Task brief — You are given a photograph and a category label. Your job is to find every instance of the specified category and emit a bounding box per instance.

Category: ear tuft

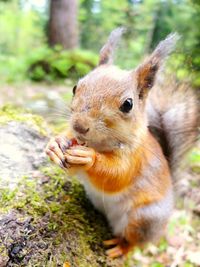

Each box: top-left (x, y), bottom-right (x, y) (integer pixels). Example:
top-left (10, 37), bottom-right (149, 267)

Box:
top-left (151, 33), bottom-right (180, 64)
top-left (136, 33), bottom-right (180, 99)
top-left (99, 27), bottom-right (126, 65)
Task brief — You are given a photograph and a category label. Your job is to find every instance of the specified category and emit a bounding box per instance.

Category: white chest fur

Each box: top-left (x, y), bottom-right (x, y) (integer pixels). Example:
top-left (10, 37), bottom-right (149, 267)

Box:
top-left (77, 171), bottom-right (132, 236)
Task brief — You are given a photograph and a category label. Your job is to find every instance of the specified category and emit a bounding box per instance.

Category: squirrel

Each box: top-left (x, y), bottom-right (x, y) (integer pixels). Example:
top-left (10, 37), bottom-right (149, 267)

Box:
top-left (46, 28), bottom-right (199, 258)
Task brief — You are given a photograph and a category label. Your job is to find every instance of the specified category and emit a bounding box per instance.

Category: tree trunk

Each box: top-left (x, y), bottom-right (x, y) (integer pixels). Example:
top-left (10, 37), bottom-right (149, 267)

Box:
top-left (48, 0), bottom-right (78, 50)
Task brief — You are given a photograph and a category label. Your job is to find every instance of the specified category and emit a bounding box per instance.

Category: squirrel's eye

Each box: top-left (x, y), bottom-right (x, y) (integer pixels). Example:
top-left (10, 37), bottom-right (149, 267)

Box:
top-left (73, 85), bottom-right (77, 95)
top-left (120, 98), bottom-right (133, 113)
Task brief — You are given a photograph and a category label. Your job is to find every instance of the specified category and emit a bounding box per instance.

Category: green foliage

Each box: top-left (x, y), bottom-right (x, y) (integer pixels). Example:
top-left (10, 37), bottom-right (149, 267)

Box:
top-left (0, 0), bottom-right (200, 86)
top-left (79, 0), bottom-right (200, 87)
top-left (0, 0), bottom-right (46, 83)
top-left (0, 1), bottom-right (45, 55)
top-left (27, 46), bottom-right (98, 82)
top-left (0, 54), bottom-right (26, 83)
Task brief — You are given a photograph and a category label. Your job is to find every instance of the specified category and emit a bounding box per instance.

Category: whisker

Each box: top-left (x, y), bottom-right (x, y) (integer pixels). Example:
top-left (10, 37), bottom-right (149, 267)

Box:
top-left (44, 113), bottom-right (71, 123)
top-left (48, 106), bottom-right (71, 114)
top-left (49, 111), bottom-right (71, 117)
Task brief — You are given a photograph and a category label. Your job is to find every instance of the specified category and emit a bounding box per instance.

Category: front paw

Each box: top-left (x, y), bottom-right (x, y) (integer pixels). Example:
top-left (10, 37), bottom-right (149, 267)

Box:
top-left (65, 146), bottom-right (96, 170)
top-left (45, 136), bottom-right (77, 169)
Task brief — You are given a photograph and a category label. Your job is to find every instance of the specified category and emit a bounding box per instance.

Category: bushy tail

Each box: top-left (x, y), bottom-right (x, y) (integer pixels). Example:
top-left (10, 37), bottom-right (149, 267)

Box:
top-left (147, 76), bottom-right (199, 175)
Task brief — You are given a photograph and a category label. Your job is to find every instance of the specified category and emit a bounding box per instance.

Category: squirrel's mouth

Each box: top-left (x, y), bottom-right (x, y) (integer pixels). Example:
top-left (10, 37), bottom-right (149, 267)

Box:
top-left (76, 135), bottom-right (100, 150)
top-left (76, 136), bottom-right (86, 146)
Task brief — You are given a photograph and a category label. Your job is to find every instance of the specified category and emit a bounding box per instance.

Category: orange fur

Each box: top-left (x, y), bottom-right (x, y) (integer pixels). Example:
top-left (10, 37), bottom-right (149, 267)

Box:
top-left (87, 146), bottom-right (142, 193)
top-left (133, 134), bottom-right (171, 208)
top-left (85, 131), bottom-right (171, 196)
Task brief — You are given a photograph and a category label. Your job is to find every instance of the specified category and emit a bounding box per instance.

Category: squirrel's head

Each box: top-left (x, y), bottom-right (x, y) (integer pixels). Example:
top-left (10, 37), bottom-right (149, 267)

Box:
top-left (70, 28), bottom-right (179, 152)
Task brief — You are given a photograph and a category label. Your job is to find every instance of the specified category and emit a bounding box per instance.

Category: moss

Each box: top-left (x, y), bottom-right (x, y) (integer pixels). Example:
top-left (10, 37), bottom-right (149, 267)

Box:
top-left (38, 166), bottom-right (116, 266)
top-left (0, 104), bottom-right (48, 136)
top-left (0, 244), bottom-right (7, 258)
top-left (0, 163), bottom-right (122, 266)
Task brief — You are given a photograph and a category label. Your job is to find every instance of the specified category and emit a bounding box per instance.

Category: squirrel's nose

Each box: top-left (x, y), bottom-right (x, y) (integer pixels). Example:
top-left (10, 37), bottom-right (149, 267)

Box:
top-left (73, 122), bottom-right (89, 135)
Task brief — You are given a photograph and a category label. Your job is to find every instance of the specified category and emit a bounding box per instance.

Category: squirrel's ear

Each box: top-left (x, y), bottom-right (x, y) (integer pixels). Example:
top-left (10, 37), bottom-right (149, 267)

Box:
top-left (99, 27), bottom-right (125, 65)
top-left (135, 33), bottom-right (180, 99)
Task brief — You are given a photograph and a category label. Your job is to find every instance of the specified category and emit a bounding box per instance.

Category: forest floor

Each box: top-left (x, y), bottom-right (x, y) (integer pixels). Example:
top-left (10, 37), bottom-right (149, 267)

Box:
top-left (0, 82), bottom-right (199, 267)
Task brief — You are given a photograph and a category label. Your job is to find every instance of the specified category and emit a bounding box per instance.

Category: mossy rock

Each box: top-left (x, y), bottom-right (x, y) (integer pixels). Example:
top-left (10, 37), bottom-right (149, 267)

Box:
top-left (0, 105), bottom-right (122, 267)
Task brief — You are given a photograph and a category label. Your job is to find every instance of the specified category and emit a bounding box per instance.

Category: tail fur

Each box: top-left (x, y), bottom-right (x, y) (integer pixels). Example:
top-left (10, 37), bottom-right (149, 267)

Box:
top-left (147, 76), bottom-right (199, 175)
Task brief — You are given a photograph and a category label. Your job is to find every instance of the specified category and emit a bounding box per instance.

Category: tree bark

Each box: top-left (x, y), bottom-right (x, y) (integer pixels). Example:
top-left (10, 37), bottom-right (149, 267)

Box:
top-left (48, 0), bottom-right (78, 50)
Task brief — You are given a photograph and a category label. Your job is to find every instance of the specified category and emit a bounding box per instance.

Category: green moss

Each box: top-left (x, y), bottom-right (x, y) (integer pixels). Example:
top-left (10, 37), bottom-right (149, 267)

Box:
top-left (0, 104), bottom-right (48, 136)
top-left (0, 187), bottom-right (18, 206)
top-left (0, 244), bottom-right (7, 258)
top-left (0, 163), bottom-right (119, 266)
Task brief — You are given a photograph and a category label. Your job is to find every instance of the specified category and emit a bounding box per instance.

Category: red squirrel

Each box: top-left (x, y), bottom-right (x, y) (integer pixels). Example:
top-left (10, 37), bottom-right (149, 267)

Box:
top-left (46, 28), bottom-right (199, 258)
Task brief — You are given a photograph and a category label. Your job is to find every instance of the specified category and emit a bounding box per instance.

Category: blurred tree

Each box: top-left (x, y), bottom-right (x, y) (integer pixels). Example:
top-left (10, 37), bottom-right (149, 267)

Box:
top-left (48, 0), bottom-right (78, 49)
top-left (0, 0), bottom-right (44, 55)
top-left (0, 0), bottom-right (200, 86)
top-left (79, 0), bottom-right (131, 51)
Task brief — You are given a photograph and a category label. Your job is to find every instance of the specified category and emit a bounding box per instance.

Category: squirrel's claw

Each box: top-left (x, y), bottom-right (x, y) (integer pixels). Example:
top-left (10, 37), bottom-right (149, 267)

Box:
top-left (46, 148), bottom-right (68, 169)
top-left (106, 245), bottom-right (123, 258)
top-left (46, 137), bottom-right (95, 170)
top-left (48, 140), bottom-right (65, 160)
top-left (103, 238), bottom-right (122, 247)
top-left (45, 137), bottom-right (70, 169)
top-left (104, 238), bottom-right (132, 258)
top-left (55, 136), bottom-right (76, 153)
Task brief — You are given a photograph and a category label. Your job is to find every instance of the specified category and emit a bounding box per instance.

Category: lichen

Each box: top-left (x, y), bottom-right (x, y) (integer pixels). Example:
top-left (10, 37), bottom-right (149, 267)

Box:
top-left (0, 104), bottom-right (48, 136)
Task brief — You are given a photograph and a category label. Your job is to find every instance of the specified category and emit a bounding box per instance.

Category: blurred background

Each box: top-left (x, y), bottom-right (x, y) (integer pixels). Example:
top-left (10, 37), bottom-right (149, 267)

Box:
top-left (0, 0), bottom-right (200, 117)
top-left (0, 0), bottom-right (200, 120)
top-left (0, 0), bottom-right (200, 91)
top-left (0, 1), bottom-right (199, 266)
top-left (0, 0), bottom-right (200, 83)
